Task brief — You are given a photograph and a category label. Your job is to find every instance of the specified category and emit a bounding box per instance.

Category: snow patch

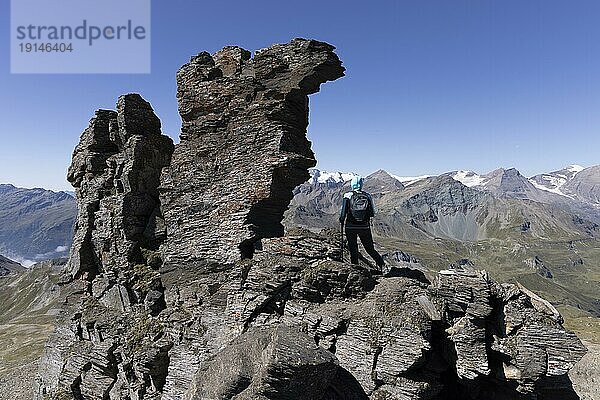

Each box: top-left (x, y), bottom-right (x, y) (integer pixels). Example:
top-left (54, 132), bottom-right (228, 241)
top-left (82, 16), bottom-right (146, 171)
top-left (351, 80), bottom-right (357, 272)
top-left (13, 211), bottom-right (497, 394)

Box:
top-left (451, 170), bottom-right (486, 187)
top-left (567, 164), bottom-right (584, 174)
top-left (309, 169), bottom-right (358, 185)
top-left (3, 253), bottom-right (35, 267)
top-left (390, 174), bottom-right (431, 186)
top-left (538, 175), bottom-right (567, 189)
top-left (526, 164), bottom-right (586, 198)
top-left (529, 179), bottom-right (573, 198)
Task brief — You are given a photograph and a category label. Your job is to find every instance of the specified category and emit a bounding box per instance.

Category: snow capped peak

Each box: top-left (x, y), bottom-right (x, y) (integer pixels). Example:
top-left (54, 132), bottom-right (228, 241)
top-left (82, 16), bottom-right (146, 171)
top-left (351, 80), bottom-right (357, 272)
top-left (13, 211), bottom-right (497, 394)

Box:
top-left (451, 170), bottom-right (486, 187)
top-left (566, 164), bottom-right (584, 174)
top-left (526, 165), bottom-right (587, 199)
top-left (309, 169), bottom-right (358, 185)
top-left (528, 178), bottom-right (572, 198)
top-left (311, 169), bottom-right (430, 187)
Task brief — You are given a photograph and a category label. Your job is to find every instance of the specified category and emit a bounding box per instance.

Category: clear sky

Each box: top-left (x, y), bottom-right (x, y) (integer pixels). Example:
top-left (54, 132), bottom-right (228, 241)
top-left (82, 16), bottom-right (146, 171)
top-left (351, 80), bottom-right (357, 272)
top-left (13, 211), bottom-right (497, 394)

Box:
top-left (1, 0), bottom-right (599, 191)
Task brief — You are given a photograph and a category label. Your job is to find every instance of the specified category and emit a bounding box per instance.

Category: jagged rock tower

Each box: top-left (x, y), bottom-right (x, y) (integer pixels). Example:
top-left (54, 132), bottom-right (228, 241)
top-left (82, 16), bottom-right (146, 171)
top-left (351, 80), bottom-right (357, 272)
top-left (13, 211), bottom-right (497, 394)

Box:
top-left (36, 93), bottom-right (175, 398)
top-left (65, 94), bottom-right (174, 282)
top-left (36, 39), bottom-right (586, 400)
top-left (161, 39), bottom-right (345, 265)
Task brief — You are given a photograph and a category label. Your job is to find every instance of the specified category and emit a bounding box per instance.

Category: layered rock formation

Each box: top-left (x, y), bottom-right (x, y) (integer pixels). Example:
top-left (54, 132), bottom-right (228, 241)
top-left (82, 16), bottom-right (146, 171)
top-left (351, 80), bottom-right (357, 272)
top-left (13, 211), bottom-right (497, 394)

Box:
top-left (161, 38), bottom-right (345, 265)
top-left (36, 39), bottom-right (586, 400)
top-left (65, 93), bottom-right (174, 282)
top-left (36, 93), bottom-right (174, 398)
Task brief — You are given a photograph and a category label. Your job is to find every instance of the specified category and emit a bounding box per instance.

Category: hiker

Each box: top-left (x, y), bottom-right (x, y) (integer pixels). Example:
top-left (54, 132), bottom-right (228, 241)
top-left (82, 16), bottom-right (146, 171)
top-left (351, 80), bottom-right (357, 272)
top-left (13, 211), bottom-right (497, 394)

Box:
top-left (339, 176), bottom-right (385, 268)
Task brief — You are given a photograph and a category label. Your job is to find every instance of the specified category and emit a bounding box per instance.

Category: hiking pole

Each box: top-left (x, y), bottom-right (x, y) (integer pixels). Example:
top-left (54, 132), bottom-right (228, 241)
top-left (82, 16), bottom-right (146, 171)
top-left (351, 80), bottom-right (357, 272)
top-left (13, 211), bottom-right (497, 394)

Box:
top-left (340, 222), bottom-right (345, 262)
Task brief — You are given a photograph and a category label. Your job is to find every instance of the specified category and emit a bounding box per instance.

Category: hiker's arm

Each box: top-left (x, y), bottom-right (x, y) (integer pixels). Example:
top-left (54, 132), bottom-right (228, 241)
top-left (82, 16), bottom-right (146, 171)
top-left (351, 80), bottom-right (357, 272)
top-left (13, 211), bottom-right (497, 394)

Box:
top-left (369, 194), bottom-right (376, 217)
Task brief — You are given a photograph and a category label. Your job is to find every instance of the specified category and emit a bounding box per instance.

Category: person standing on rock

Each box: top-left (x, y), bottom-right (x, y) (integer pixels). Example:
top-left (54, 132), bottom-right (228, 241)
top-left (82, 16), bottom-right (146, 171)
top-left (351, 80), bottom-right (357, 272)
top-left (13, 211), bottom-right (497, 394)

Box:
top-left (339, 176), bottom-right (385, 268)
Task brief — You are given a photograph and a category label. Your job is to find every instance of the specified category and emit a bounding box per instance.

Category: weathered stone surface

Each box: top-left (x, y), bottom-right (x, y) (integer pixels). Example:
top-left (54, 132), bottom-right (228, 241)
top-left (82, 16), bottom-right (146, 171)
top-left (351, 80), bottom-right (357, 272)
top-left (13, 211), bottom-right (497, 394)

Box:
top-left (158, 229), bottom-right (431, 399)
top-left (431, 268), bottom-right (587, 396)
top-left (160, 38), bottom-right (345, 266)
top-left (331, 278), bottom-right (433, 394)
top-left (65, 93), bottom-right (173, 281)
top-left (569, 341), bottom-right (600, 400)
top-left (191, 325), bottom-right (338, 399)
top-left (36, 94), bottom-right (174, 398)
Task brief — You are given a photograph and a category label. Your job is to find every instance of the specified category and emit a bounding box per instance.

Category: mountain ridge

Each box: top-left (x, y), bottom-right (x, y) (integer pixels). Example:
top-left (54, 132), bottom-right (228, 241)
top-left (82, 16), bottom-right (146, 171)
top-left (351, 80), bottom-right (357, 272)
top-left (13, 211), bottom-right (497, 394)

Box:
top-left (0, 183), bottom-right (76, 265)
top-left (306, 164), bottom-right (600, 219)
top-left (309, 163), bottom-right (596, 194)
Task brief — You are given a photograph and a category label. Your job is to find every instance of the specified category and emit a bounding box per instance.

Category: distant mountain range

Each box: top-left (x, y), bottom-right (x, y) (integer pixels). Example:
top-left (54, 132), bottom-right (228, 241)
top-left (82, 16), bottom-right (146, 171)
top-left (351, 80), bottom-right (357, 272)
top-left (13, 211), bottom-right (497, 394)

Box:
top-left (0, 184), bottom-right (76, 266)
top-left (290, 164), bottom-right (600, 238)
top-left (310, 164), bottom-right (599, 203)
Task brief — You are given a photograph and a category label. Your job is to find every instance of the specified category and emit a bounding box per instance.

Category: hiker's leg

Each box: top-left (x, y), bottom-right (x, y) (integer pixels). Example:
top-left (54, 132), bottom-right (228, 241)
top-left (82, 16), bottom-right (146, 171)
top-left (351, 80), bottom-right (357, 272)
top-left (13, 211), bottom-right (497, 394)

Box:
top-left (345, 228), bottom-right (359, 264)
top-left (358, 229), bottom-right (384, 267)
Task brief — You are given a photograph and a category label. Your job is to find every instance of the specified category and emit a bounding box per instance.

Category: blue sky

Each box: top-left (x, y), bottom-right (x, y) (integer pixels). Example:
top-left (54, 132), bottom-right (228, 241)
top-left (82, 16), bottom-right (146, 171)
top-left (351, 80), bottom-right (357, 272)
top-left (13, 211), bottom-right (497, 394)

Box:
top-left (1, 0), bottom-right (599, 191)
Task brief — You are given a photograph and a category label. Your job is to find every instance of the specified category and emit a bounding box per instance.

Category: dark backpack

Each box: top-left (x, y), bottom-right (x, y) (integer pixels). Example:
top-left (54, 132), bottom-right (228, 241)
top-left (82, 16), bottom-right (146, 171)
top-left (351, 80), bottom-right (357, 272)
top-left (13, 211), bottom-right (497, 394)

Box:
top-left (349, 191), bottom-right (371, 222)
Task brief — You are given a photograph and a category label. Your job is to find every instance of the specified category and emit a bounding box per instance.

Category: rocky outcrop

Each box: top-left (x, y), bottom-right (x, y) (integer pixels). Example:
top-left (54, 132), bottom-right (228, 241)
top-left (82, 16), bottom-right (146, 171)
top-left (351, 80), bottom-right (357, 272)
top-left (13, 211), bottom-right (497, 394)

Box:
top-left (431, 269), bottom-right (585, 397)
top-left (36, 39), bottom-right (587, 400)
top-left (65, 93), bottom-right (173, 282)
top-left (36, 94), bottom-right (174, 398)
top-left (161, 228), bottom-right (586, 399)
top-left (160, 38), bottom-right (345, 265)
top-left (157, 38), bottom-right (346, 399)
top-left (525, 256), bottom-right (553, 279)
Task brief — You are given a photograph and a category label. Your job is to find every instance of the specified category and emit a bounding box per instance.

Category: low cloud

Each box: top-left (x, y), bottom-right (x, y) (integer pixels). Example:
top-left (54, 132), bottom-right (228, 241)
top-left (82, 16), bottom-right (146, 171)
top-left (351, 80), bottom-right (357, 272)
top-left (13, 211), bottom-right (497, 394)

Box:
top-left (3, 245), bottom-right (70, 268)
top-left (5, 254), bottom-right (35, 267)
top-left (34, 244), bottom-right (71, 261)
